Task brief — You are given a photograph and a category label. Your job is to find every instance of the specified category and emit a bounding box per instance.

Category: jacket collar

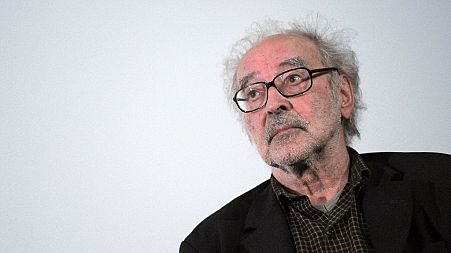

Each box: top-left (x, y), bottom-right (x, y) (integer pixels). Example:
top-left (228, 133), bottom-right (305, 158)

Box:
top-left (238, 182), bottom-right (295, 253)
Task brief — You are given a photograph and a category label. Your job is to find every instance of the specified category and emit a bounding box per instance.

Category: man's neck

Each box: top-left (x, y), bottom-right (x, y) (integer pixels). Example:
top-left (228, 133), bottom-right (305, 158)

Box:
top-left (271, 145), bottom-right (350, 206)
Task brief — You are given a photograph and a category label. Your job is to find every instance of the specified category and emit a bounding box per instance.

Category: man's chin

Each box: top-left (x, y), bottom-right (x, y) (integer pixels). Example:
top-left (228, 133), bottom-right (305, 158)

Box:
top-left (267, 150), bottom-right (308, 168)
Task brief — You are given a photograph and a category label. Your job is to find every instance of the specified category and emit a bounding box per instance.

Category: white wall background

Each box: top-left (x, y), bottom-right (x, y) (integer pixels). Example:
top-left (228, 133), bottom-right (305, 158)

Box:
top-left (1, 0), bottom-right (450, 252)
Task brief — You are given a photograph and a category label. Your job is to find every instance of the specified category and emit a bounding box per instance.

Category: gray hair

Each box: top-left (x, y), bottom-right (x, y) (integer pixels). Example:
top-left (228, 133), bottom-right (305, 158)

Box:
top-left (223, 17), bottom-right (364, 144)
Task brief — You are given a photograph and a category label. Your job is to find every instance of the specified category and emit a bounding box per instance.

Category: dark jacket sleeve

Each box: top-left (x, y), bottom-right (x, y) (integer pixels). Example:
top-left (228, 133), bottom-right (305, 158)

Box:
top-left (180, 241), bottom-right (199, 253)
top-left (179, 181), bottom-right (271, 253)
top-left (180, 216), bottom-right (220, 253)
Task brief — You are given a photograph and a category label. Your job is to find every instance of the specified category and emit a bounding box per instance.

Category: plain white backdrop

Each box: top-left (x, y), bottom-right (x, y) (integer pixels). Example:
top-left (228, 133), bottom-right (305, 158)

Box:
top-left (1, 0), bottom-right (450, 252)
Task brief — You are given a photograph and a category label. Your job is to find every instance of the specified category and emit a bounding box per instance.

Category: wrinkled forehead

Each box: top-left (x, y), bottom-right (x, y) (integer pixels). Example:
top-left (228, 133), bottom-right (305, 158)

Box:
top-left (235, 34), bottom-right (321, 89)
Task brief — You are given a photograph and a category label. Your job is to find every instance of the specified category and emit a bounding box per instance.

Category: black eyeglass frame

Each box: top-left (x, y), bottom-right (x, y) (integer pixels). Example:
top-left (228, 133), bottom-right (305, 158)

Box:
top-left (233, 67), bottom-right (340, 113)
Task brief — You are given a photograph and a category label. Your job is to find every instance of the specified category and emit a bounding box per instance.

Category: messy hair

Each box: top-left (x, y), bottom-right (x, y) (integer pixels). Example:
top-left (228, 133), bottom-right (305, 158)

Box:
top-left (223, 17), bottom-right (364, 144)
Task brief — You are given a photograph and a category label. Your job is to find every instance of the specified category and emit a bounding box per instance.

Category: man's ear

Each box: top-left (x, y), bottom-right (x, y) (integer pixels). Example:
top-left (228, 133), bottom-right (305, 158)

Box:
top-left (339, 75), bottom-right (354, 119)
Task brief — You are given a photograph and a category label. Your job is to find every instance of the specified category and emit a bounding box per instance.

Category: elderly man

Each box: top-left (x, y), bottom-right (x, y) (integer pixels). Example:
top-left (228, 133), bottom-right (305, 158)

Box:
top-left (180, 18), bottom-right (451, 253)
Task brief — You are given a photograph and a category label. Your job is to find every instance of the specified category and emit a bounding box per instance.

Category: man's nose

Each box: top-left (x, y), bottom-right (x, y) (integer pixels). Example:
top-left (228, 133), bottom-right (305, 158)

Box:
top-left (265, 87), bottom-right (293, 114)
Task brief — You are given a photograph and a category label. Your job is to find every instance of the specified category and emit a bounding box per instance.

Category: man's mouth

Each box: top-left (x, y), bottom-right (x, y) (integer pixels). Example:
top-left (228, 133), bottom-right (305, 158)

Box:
top-left (264, 113), bottom-right (308, 144)
top-left (267, 126), bottom-right (303, 144)
top-left (274, 126), bottom-right (296, 136)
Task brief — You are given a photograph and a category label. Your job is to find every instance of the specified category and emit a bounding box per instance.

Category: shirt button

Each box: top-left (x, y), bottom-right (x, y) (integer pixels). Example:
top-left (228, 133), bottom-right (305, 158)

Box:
top-left (326, 230), bottom-right (333, 236)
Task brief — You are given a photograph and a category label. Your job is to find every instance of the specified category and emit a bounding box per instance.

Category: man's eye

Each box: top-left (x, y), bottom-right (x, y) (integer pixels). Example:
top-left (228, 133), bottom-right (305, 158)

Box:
top-left (286, 74), bottom-right (302, 85)
top-left (248, 90), bottom-right (260, 99)
top-left (245, 88), bottom-right (263, 100)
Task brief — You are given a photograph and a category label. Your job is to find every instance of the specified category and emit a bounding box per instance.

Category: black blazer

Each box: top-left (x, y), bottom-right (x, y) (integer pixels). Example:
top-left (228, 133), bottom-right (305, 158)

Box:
top-left (180, 152), bottom-right (451, 253)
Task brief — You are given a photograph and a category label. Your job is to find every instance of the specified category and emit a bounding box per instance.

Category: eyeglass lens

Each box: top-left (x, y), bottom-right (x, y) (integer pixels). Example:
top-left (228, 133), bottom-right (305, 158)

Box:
top-left (235, 68), bottom-right (312, 112)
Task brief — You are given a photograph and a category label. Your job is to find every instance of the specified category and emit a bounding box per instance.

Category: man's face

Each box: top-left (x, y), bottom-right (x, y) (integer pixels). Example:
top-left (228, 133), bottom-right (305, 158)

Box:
top-left (236, 35), bottom-right (349, 168)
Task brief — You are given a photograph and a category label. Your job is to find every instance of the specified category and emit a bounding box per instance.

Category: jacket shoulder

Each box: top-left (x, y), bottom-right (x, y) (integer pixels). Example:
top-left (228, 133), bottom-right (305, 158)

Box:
top-left (361, 151), bottom-right (451, 180)
top-left (360, 151), bottom-right (451, 249)
top-left (180, 180), bottom-right (271, 253)
top-left (361, 151), bottom-right (451, 164)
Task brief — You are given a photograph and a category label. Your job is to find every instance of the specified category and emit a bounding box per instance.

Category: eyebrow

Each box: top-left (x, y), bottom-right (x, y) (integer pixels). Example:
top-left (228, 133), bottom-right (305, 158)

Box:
top-left (278, 57), bottom-right (309, 68)
top-left (238, 72), bottom-right (257, 89)
top-left (237, 57), bottom-right (309, 90)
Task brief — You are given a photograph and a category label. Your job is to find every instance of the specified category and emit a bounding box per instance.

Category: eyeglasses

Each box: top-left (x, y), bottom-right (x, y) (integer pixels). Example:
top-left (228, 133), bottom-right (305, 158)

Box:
top-left (233, 67), bottom-right (339, 113)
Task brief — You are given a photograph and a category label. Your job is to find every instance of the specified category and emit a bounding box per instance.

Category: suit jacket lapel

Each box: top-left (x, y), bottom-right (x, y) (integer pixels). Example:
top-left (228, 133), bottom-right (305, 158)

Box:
top-left (363, 163), bottom-right (413, 253)
top-left (238, 185), bottom-right (295, 253)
